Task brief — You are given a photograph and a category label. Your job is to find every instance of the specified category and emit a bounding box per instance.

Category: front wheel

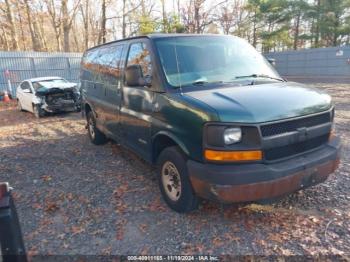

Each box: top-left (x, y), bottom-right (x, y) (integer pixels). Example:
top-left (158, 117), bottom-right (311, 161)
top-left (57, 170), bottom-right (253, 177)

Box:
top-left (87, 111), bottom-right (108, 145)
top-left (33, 104), bottom-right (44, 118)
top-left (157, 146), bottom-right (199, 213)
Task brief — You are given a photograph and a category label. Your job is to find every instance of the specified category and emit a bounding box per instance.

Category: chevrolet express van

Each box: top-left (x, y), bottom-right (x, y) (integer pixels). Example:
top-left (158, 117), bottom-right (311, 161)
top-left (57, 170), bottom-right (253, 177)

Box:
top-left (80, 34), bottom-right (341, 213)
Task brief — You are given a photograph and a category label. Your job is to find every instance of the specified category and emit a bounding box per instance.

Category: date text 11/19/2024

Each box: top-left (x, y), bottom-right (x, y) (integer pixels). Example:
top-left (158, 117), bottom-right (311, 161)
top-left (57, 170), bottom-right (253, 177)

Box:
top-left (126, 255), bottom-right (219, 261)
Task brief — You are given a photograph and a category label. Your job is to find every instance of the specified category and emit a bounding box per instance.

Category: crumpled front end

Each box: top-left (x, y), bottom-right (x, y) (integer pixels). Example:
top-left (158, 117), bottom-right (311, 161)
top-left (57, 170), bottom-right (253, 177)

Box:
top-left (35, 88), bottom-right (81, 113)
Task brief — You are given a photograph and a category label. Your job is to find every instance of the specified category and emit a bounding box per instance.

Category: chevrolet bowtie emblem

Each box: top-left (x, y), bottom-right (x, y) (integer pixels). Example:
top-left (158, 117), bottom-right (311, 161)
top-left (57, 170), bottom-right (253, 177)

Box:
top-left (297, 127), bottom-right (308, 142)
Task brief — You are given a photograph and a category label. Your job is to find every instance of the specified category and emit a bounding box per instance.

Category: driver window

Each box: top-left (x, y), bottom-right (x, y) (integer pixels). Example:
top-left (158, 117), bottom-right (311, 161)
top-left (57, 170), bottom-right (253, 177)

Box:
top-left (127, 42), bottom-right (152, 79)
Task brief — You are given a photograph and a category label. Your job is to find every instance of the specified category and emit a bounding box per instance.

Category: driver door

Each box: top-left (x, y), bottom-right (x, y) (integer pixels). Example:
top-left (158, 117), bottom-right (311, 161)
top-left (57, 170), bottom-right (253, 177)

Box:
top-left (120, 40), bottom-right (154, 161)
top-left (18, 81), bottom-right (34, 112)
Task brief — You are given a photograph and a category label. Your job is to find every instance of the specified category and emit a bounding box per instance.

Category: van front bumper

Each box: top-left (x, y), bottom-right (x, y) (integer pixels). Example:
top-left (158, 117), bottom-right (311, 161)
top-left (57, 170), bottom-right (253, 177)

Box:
top-left (187, 137), bottom-right (341, 203)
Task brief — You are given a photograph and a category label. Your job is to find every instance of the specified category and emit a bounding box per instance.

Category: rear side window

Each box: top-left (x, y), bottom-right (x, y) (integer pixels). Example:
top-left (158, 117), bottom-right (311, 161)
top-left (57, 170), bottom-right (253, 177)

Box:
top-left (20, 81), bottom-right (31, 91)
top-left (82, 44), bottom-right (124, 83)
top-left (127, 42), bottom-right (152, 78)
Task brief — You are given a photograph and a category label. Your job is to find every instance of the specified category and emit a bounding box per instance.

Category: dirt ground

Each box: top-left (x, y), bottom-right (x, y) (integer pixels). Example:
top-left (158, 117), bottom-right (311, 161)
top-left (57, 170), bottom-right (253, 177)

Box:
top-left (0, 83), bottom-right (349, 257)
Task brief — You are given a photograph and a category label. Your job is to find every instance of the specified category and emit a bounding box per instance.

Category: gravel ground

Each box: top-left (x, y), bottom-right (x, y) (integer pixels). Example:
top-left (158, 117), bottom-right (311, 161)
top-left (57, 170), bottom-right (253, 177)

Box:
top-left (0, 83), bottom-right (349, 257)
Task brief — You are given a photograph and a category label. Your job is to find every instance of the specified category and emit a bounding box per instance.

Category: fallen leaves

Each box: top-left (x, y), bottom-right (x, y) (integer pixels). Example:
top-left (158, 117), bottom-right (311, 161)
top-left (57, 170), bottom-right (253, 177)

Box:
top-left (44, 200), bottom-right (59, 213)
top-left (116, 219), bottom-right (127, 240)
top-left (138, 223), bottom-right (148, 234)
top-left (212, 236), bottom-right (225, 248)
top-left (267, 233), bottom-right (284, 244)
top-left (41, 175), bottom-right (52, 182)
top-left (147, 196), bottom-right (167, 212)
top-left (71, 225), bottom-right (85, 235)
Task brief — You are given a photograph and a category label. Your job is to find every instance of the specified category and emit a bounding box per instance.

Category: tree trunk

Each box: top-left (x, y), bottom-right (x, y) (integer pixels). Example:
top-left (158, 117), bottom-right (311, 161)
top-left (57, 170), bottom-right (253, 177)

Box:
top-left (314, 0), bottom-right (321, 47)
top-left (81, 0), bottom-right (89, 49)
top-left (38, 16), bottom-right (48, 51)
top-left (122, 0), bottom-right (126, 38)
top-left (62, 0), bottom-right (70, 52)
top-left (194, 1), bottom-right (200, 33)
top-left (293, 12), bottom-right (301, 50)
top-left (15, 1), bottom-right (26, 50)
top-left (5, 0), bottom-right (19, 50)
top-left (161, 0), bottom-right (167, 32)
top-left (45, 0), bottom-right (62, 51)
top-left (1, 28), bottom-right (9, 51)
top-left (252, 11), bottom-right (257, 48)
top-left (24, 0), bottom-right (42, 51)
top-left (333, 13), bottom-right (340, 46)
top-left (98, 0), bottom-right (107, 44)
top-left (72, 23), bottom-right (80, 52)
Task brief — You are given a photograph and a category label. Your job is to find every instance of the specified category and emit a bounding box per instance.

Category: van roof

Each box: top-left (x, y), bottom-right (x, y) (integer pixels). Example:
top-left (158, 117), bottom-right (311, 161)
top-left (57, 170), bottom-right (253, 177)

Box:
top-left (85, 33), bottom-right (229, 52)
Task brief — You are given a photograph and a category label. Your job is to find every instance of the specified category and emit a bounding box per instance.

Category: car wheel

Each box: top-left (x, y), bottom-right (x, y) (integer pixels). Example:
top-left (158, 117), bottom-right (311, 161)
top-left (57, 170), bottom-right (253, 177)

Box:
top-left (157, 146), bottom-right (199, 213)
top-left (33, 104), bottom-right (44, 118)
top-left (87, 111), bottom-right (108, 145)
top-left (17, 99), bottom-right (23, 111)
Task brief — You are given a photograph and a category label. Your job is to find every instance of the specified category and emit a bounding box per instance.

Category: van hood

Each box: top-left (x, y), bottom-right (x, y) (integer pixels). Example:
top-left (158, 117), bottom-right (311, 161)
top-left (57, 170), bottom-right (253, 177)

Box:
top-left (184, 82), bottom-right (332, 123)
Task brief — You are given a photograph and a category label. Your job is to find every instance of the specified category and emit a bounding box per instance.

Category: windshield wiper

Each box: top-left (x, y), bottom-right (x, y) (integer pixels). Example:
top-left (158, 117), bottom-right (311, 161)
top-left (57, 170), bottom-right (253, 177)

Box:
top-left (235, 74), bottom-right (285, 82)
top-left (173, 80), bottom-right (228, 89)
top-left (192, 80), bottom-right (209, 86)
top-left (191, 80), bottom-right (225, 86)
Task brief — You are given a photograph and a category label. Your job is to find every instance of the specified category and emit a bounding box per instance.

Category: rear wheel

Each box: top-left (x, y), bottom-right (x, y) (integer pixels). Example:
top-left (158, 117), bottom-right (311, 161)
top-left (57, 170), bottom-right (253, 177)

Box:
top-left (87, 111), bottom-right (108, 145)
top-left (157, 146), bottom-right (199, 213)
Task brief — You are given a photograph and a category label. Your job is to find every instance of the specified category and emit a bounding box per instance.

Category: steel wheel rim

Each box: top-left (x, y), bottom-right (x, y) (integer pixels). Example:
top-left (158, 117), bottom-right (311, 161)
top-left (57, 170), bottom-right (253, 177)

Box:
top-left (161, 161), bottom-right (182, 201)
top-left (88, 117), bottom-right (95, 139)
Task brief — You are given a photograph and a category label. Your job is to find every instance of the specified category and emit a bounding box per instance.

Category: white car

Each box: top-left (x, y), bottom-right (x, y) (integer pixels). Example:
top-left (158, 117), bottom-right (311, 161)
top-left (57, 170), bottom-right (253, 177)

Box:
top-left (16, 77), bottom-right (81, 118)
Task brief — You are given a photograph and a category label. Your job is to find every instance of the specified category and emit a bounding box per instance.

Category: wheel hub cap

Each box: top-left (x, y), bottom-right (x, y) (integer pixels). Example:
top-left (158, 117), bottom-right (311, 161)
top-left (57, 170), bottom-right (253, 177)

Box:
top-left (161, 161), bottom-right (181, 201)
top-left (88, 118), bottom-right (95, 138)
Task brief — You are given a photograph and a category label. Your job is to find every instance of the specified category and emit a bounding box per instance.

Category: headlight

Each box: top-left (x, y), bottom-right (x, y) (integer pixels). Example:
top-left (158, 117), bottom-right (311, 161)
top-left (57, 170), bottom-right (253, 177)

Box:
top-left (223, 127), bottom-right (242, 145)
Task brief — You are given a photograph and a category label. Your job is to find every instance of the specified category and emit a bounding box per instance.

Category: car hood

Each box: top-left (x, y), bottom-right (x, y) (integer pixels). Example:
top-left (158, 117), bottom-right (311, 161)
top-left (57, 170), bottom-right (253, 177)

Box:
top-left (36, 83), bottom-right (77, 96)
top-left (184, 82), bottom-right (332, 123)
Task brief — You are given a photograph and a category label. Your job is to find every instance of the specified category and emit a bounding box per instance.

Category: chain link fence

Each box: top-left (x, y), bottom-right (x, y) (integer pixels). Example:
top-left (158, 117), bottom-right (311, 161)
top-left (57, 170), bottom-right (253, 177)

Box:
top-left (266, 46), bottom-right (350, 83)
top-left (0, 51), bottom-right (82, 97)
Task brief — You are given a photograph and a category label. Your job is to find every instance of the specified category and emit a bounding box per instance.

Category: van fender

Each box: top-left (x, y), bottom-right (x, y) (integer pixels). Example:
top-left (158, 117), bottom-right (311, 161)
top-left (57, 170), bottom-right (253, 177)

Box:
top-left (83, 101), bottom-right (97, 119)
top-left (152, 131), bottom-right (190, 156)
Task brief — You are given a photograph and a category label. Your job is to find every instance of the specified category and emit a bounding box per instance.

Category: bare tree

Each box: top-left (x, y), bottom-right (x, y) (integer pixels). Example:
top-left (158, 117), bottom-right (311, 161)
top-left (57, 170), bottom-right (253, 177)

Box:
top-left (98, 0), bottom-right (107, 44)
top-left (4, 0), bottom-right (18, 50)
top-left (215, 0), bottom-right (247, 35)
top-left (23, 0), bottom-right (43, 51)
top-left (14, 1), bottom-right (27, 50)
top-left (45, 0), bottom-right (62, 51)
top-left (61, 0), bottom-right (81, 52)
top-left (80, 0), bottom-right (89, 49)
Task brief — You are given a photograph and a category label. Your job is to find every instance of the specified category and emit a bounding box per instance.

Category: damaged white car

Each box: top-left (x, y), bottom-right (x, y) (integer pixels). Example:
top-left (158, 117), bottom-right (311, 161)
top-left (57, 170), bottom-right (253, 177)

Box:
top-left (16, 77), bottom-right (81, 118)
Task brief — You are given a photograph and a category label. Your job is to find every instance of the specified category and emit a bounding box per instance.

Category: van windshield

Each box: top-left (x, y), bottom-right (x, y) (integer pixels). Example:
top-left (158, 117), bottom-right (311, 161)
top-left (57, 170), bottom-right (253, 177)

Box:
top-left (154, 35), bottom-right (282, 88)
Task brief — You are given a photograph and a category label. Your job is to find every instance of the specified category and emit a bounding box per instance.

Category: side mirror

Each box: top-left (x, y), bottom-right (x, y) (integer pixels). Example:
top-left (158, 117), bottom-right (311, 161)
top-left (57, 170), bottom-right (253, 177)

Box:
top-left (125, 64), bottom-right (152, 87)
top-left (267, 58), bottom-right (276, 66)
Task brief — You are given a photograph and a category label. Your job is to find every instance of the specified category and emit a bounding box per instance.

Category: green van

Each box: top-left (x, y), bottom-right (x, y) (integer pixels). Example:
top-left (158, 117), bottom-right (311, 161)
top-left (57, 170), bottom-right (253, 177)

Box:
top-left (80, 34), bottom-right (341, 212)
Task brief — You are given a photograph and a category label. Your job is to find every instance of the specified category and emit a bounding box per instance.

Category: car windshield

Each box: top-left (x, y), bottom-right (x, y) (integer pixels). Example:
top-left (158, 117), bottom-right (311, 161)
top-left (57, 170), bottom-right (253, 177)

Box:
top-left (33, 79), bottom-right (68, 90)
top-left (154, 35), bottom-right (282, 88)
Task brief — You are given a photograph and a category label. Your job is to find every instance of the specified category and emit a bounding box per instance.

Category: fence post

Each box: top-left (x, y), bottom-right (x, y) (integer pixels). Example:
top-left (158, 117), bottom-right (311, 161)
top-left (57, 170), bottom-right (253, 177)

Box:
top-left (66, 57), bottom-right (72, 81)
top-left (30, 57), bottom-right (37, 78)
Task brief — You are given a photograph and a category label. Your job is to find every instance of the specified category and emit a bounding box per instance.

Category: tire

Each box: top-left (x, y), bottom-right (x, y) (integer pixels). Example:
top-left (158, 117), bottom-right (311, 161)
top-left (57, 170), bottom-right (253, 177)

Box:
top-left (87, 111), bottom-right (108, 145)
top-left (33, 104), bottom-right (44, 118)
top-left (157, 146), bottom-right (199, 213)
top-left (17, 99), bottom-right (23, 111)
